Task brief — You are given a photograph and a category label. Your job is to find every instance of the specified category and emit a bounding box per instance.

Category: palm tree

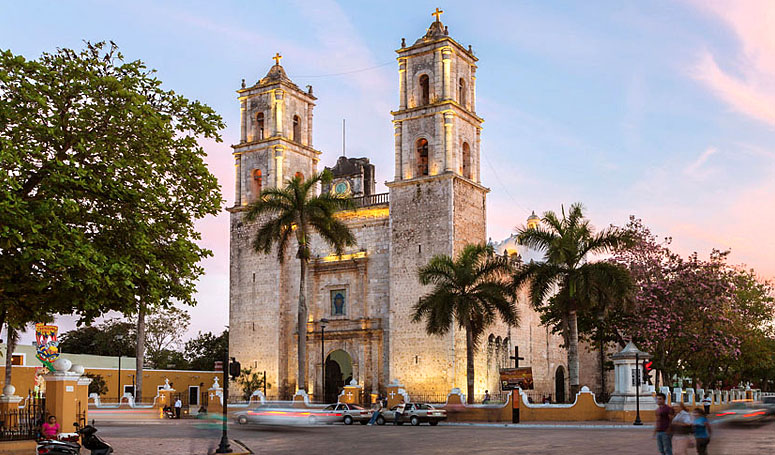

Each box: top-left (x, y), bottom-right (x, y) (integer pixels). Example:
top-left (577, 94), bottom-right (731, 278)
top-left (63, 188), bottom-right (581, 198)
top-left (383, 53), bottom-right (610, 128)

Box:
top-left (247, 171), bottom-right (356, 393)
top-left (412, 243), bottom-right (518, 404)
top-left (511, 203), bottom-right (632, 398)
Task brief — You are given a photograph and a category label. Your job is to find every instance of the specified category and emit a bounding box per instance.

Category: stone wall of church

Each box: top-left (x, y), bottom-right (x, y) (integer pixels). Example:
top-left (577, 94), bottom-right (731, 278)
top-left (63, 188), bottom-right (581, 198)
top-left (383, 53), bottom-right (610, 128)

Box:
top-left (388, 177), bottom-right (457, 394)
top-left (229, 210), bottom-right (289, 396)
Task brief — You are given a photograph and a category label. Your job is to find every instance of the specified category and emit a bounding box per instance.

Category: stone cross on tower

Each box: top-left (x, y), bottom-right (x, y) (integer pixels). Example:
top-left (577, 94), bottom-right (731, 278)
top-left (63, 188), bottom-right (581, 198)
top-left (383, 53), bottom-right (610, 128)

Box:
top-left (431, 7), bottom-right (444, 22)
top-left (272, 52), bottom-right (282, 65)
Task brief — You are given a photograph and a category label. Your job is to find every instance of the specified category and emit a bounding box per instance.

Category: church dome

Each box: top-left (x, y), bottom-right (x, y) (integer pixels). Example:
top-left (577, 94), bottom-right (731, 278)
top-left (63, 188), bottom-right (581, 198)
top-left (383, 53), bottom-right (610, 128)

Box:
top-left (260, 63), bottom-right (290, 84)
top-left (526, 211), bottom-right (540, 230)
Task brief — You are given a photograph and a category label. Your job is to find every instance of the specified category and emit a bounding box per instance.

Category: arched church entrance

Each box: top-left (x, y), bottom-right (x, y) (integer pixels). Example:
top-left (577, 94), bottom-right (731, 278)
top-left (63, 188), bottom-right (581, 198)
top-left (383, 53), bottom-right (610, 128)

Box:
top-left (555, 366), bottom-right (566, 403)
top-left (325, 350), bottom-right (353, 403)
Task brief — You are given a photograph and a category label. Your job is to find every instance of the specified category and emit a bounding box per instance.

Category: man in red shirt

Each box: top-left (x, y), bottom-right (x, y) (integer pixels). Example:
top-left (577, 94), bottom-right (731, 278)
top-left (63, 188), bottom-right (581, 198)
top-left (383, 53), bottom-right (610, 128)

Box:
top-left (654, 393), bottom-right (674, 455)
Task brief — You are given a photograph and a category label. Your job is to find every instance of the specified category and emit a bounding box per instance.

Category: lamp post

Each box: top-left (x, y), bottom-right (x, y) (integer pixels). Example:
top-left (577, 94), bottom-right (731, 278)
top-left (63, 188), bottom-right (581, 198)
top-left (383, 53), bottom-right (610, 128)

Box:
top-left (116, 334), bottom-right (124, 403)
top-left (321, 318), bottom-right (329, 403)
top-left (634, 353), bottom-right (643, 426)
top-left (216, 330), bottom-right (236, 454)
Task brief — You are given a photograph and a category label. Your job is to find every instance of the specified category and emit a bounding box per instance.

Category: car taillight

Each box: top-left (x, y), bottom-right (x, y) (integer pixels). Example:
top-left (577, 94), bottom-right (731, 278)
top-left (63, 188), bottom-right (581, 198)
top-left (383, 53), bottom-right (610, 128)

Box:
top-left (37, 449), bottom-right (50, 455)
top-left (716, 411), bottom-right (735, 416)
top-left (743, 411), bottom-right (765, 417)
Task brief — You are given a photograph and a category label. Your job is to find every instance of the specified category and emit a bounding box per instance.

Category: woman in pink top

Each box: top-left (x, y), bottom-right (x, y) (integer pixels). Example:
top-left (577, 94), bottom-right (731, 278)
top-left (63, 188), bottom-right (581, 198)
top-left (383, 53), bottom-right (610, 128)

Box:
top-left (41, 415), bottom-right (60, 440)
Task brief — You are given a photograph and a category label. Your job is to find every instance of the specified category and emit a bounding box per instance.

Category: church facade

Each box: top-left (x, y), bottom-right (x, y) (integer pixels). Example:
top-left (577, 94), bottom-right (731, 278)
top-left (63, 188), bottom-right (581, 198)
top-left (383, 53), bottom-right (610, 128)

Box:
top-left (228, 12), bottom-right (569, 402)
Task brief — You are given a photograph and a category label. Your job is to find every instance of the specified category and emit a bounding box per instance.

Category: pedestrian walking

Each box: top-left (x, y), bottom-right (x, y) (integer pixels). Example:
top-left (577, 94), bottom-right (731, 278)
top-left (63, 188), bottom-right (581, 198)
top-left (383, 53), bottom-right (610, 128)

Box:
top-left (654, 392), bottom-right (674, 455)
top-left (482, 390), bottom-right (491, 404)
top-left (701, 395), bottom-right (712, 415)
top-left (692, 408), bottom-right (711, 455)
top-left (174, 397), bottom-right (183, 419)
top-left (368, 395), bottom-right (383, 425)
top-left (394, 401), bottom-right (406, 425)
top-left (671, 402), bottom-right (693, 455)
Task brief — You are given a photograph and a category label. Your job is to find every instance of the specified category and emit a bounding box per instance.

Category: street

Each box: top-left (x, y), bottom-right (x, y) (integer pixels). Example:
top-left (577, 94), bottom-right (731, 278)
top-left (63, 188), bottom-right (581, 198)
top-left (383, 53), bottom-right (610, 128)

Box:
top-left (98, 420), bottom-right (775, 454)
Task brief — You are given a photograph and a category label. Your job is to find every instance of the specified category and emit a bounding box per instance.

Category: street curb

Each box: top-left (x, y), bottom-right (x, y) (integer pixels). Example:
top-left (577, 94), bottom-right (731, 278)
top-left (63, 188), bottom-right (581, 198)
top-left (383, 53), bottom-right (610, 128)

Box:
top-left (441, 422), bottom-right (654, 429)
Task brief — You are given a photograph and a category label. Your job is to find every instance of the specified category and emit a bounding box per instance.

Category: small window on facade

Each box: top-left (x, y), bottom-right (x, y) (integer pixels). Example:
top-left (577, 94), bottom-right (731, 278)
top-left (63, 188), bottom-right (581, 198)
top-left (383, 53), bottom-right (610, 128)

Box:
top-left (331, 289), bottom-right (347, 316)
top-left (292, 115), bottom-right (301, 143)
top-left (294, 171), bottom-right (304, 180)
top-left (458, 78), bottom-right (466, 107)
top-left (416, 138), bottom-right (429, 177)
top-left (462, 142), bottom-right (471, 179)
top-left (11, 355), bottom-right (23, 366)
top-left (252, 169), bottom-right (262, 199)
top-left (256, 112), bottom-right (265, 140)
top-left (419, 74), bottom-right (430, 105)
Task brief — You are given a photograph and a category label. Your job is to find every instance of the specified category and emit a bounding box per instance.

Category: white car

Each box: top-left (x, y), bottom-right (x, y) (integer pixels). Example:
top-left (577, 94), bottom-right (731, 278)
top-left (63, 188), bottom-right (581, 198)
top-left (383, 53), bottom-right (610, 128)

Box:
top-left (234, 403), bottom-right (343, 426)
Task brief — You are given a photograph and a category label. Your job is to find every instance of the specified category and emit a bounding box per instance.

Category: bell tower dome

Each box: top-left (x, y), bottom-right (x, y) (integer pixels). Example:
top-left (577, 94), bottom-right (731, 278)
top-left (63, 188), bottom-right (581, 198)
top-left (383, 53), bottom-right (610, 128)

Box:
top-left (231, 54), bottom-right (320, 208)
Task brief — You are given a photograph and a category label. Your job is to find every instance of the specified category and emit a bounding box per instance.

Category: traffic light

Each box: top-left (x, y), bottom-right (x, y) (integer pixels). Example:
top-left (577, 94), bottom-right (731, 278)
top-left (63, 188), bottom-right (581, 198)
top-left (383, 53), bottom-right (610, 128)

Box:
top-left (229, 357), bottom-right (241, 380)
top-left (643, 361), bottom-right (653, 385)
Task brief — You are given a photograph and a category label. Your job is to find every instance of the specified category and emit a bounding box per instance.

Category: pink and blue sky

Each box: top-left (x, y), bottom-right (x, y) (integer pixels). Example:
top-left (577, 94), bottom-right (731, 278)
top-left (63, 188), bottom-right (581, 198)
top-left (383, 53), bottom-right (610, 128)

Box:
top-left (3, 1), bottom-right (774, 341)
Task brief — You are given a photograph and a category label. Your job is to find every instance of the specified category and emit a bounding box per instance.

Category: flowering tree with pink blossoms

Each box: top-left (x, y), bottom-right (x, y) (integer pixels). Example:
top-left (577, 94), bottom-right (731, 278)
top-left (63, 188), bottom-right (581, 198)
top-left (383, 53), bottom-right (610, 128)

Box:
top-left (612, 217), bottom-right (774, 388)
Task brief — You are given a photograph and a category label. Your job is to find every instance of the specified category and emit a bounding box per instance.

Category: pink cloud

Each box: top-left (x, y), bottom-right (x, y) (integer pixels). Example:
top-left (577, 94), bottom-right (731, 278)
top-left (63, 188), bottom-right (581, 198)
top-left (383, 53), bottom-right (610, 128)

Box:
top-left (690, 0), bottom-right (775, 127)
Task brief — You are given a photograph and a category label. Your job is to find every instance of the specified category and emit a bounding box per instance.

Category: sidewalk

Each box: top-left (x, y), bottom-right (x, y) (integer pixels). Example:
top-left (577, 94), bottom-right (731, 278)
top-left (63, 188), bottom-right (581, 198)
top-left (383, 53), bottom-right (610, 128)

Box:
top-left (443, 421), bottom-right (654, 429)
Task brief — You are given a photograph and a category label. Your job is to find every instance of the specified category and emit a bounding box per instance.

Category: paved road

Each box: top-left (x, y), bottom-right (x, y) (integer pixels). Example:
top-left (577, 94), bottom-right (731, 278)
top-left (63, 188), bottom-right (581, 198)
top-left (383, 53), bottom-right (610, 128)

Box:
top-left (99, 420), bottom-right (775, 454)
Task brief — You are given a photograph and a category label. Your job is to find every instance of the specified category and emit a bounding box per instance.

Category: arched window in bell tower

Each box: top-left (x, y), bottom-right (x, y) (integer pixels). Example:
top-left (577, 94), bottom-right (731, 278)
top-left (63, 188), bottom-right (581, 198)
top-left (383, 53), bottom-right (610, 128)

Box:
top-left (416, 138), bottom-right (429, 177)
top-left (419, 74), bottom-right (430, 106)
top-left (256, 113), bottom-right (265, 140)
top-left (292, 115), bottom-right (301, 143)
top-left (458, 78), bottom-right (466, 107)
top-left (251, 169), bottom-right (262, 199)
top-left (462, 142), bottom-right (471, 179)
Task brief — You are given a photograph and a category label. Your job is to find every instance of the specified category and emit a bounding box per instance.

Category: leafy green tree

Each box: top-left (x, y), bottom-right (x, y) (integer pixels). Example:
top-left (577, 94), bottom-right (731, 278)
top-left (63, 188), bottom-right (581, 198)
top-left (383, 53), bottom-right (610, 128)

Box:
top-left (146, 348), bottom-right (188, 370)
top-left (144, 307), bottom-right (190, 365)
top-left (84, 372), bottom-right (108, 396)
top-left (0, 42), bottom-right (222, 397)
top-left (412, 243), bottom-right (518, 404)
top-left (235, 367), bottom-right (271, 401)
top-left (247, 171), bottom-right (355, 393)
top-left (184, 330), bottom-right (228, 371)
top-left (511, 203), bottom-right (632, 396)
top-left (58, 319), bottom-right (136, 357)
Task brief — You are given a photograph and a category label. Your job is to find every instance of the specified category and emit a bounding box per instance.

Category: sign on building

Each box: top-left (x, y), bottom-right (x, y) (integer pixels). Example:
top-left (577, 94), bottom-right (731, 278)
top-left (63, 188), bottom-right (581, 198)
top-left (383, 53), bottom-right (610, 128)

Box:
top-left (499, 367), bottom-right (534, 390)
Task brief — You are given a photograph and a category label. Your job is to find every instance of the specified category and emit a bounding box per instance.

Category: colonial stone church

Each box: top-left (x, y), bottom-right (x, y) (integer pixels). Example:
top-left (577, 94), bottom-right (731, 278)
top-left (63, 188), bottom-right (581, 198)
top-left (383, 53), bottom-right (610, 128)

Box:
top-left (229, 11), bottom-right (570, 402)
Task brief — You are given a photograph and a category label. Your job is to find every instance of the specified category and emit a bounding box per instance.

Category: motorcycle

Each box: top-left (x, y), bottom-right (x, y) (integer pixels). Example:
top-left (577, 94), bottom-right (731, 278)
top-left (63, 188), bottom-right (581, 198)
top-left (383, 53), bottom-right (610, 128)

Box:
top-left (35, 434), bottom-right (80, 455)
top-left (76, 422), bottom-right (113, 455)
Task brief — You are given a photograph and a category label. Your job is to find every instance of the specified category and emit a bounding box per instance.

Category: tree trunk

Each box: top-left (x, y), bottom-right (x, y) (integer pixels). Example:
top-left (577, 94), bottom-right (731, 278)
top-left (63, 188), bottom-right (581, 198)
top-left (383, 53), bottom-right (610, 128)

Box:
top-left (297, 258), bottom-right (308, 392)
top-left (135, 305), bottom-right (146, 404)
top-left (567, 310), bottom-right (580, 397)
top-left (4, 325), bottom-right (17, 392)
top-left (465, 323), bottom-right (475, 405)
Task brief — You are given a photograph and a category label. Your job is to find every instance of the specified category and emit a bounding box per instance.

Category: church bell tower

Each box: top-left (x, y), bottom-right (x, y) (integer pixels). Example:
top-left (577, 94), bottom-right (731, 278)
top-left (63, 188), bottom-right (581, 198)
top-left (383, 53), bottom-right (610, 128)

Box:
top-left (387, 9), bottom-right (489, 394)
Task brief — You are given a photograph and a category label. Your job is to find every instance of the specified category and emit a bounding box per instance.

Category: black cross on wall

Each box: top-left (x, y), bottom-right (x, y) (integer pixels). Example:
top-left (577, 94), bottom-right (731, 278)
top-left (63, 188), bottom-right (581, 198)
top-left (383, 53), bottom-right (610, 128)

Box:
top-left (510, 346), bottom-right (525, 368)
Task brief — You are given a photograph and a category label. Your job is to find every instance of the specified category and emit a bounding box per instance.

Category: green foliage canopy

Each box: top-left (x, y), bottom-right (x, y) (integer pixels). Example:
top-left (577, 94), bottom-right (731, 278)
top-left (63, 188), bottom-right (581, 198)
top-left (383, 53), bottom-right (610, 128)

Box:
top-left (0, 42), bottom-right (223, 327)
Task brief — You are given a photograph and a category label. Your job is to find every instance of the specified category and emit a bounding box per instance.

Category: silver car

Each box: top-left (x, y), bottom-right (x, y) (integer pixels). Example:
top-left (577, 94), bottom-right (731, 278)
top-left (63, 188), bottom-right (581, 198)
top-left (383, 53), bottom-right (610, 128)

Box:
top-left (323, 403), bottom-right (373, 425)
top-left (234, 403), bottom-right (343, 426)
top-left (376, 403), bottom-right (447, 426)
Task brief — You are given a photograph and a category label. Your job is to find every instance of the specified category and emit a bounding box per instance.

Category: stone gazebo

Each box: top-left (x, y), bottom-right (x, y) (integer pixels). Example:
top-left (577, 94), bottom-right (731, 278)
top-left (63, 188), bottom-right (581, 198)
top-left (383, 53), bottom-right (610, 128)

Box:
top-left (605, 342), bottom-right (656, 418)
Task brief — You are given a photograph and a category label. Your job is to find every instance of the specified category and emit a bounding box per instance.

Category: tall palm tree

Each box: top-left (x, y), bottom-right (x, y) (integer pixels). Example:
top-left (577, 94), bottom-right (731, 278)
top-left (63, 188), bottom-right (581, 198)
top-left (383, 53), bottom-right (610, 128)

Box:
top-left (247, 171), bottom-right (355, 393)
top-left (412, 243), bottom-right (518, 404)
top-left (511, 203), bottom-right (632, 398)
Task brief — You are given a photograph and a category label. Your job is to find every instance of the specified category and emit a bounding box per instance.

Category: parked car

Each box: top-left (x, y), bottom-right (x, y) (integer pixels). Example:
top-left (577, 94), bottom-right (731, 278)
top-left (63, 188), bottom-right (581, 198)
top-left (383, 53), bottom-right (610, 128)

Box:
top-left (234, 403), bottom-right (343, 426)
top-left (376, 403), bottom-right (447, 426)
top-left (714, 400), bottom-right (772, 425)
top-left (323, 403), bottom-right (373, 425)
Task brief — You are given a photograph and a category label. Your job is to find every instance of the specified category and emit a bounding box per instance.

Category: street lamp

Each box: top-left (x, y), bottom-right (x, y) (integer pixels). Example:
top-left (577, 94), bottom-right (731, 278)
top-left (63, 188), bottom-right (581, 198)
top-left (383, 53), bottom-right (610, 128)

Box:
top-left (116, 334), bottom-right (124, 403)
top-left (216, 329), bottom-right (239, 454)
top-left (320, 318), bottom-right (329, 403)
top-left (634, 353), bottom-right (643, 426)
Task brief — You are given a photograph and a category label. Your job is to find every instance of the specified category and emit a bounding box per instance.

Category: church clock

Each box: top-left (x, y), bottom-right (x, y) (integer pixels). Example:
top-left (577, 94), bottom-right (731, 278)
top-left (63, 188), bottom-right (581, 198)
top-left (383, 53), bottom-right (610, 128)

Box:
top-left (331, 179), bottom-right (351, 196)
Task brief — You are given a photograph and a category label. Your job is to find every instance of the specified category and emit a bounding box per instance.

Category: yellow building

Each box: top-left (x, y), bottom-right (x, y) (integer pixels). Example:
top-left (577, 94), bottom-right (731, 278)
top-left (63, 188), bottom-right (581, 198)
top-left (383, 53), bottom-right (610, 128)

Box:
top-left (2, 343), bottom-right (221, 409)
